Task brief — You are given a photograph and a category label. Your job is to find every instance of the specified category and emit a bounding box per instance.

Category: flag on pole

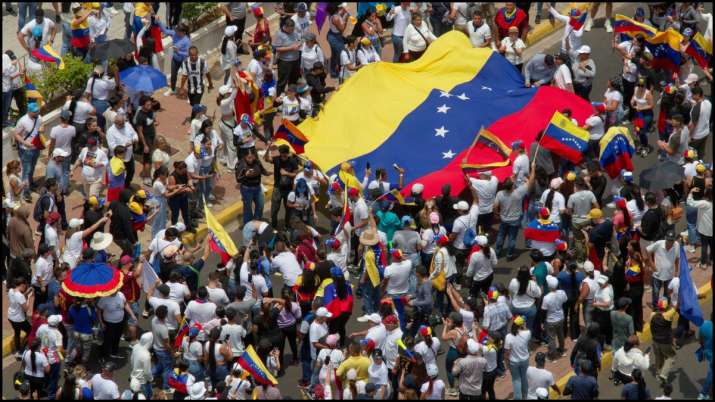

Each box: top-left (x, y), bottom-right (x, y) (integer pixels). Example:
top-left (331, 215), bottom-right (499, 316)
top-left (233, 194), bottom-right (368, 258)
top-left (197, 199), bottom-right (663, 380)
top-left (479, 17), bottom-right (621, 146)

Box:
top-left (238, 345), bottom-right (279, 385)
top-left (541, 111), bottom-right (590, 163)
top-left (396, 338), bottom-right (415, 362)
top-left (686, 32), bottom-right (712, 69)
top-left (205, 201), bottom-right (238, 265)
top-left (613, 14), bottom-right (658, 37)
top-left (274, 119), bottom-right (310, 154)
top-left (678, 245), bottom-right (704, 327)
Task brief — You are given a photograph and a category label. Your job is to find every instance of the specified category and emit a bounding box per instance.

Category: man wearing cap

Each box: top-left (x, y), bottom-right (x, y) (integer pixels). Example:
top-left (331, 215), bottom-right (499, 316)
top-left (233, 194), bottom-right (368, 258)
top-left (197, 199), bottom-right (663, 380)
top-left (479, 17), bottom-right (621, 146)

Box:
top-left (450, 179), bottom-right (480, 269)
top-left (650, 297), bottom-right (676, 384)
top-left (13, 101), bottom-right (44, 202)
top-left (74, 135), bottom-right (108, 197)
top-left (452, 338), bottom-right (488, 399)
top-left (36, 314), bottom-right (64, 399)
top-left (572, 45), bottom-right (596, 100)
top-left (586, 208), bottom-right (613, 270)
top-left (469, 170), bottom-right (499, 236)
top-left (291, 3), bottom-right (312, 37)
top-left (310, 307), bottom-right (332, 365)
top-left (688, 86), bottom-right (711, 159)
top-left (45, 148), bottom-right (70, 195)
top-left (646, 231), bottom-right (680, 308)
top-left (542, 275), bottom-right (568, 361)
top-left (352, 312), bottom-right (387, 351)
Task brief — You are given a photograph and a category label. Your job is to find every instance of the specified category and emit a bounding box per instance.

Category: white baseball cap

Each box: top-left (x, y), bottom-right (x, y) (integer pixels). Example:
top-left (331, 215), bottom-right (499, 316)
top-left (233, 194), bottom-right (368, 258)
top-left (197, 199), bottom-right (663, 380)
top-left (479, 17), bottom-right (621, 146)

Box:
top-left (453, 201), bottom-right (469, 211)
top-left (583, 260), bottom-right (595, 273)
top-left (684, 73), bottom-right (699, 84)
top-left (357, 313), bottom-right (381, 324)
top-left (577, 45), bottom-right (591, 54)
top-left (546, 275), bottom-right (559, 290)
top-left (467, 339), bottom-right (479, 354)
top-left (52, 148), bottom-right (70, 158)
top-left (218, 84), bottom-right (232, 96)
top-left (316, 307), bottom-right (333, 318)
top-left (69, 218), bottom-right (84, 229)
top-left (411, 183), bottom-right (424, 195)
top-left (476, 235), bottom-right (488, 246)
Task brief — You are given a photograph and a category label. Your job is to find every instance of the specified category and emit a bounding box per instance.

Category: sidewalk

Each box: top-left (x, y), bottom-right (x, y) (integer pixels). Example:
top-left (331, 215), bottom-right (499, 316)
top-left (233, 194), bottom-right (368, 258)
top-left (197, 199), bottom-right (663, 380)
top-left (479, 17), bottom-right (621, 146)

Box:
top-left (2, 2), bottom-right (589, 357)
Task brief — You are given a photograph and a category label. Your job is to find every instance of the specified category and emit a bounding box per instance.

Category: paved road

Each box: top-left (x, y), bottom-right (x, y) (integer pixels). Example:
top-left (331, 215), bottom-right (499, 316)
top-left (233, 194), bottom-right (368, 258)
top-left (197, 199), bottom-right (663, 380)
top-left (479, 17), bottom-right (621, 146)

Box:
top-left (2, 2), bottom-right (713, 399)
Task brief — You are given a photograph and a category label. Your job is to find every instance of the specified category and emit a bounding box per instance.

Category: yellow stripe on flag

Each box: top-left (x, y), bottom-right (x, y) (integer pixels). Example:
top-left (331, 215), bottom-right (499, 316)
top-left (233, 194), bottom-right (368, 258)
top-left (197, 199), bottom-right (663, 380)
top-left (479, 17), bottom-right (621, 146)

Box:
top-left (204, 201), bottom-right (238, 258)
top-left (364, 248), bottom-right (380, 287)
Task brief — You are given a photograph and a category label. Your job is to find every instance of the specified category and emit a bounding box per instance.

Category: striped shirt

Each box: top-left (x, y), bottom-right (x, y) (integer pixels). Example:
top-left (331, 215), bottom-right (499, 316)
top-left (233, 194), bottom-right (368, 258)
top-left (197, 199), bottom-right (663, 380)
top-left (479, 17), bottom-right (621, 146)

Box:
top-left (482, 300), bottom-right (513, 332)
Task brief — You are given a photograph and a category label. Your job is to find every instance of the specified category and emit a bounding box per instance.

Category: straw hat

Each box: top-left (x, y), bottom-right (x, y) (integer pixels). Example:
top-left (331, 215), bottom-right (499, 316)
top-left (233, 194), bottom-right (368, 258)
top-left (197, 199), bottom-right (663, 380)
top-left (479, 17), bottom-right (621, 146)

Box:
top-left (359, 229), bottom-right (379, 246)
top-left (90, 232), bottom-right (113, 251)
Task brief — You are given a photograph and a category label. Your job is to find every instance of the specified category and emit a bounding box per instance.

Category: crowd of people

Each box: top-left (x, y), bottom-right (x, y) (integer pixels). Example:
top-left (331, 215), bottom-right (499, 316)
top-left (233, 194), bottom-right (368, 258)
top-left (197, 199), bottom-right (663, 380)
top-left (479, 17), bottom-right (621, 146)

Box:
top-left (2, 1), bottom-right (714, 401)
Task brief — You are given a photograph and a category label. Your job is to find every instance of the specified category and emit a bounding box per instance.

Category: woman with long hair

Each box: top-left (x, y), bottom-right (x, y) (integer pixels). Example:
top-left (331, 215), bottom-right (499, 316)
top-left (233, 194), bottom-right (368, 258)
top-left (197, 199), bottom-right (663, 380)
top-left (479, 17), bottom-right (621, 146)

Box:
top-left (624, 240), bottom-right (646, 331)
top-left (248, 6), bottom-right (271, 51)
top-left (508, 265), bottom-right (542, 333)
top-left (420, 365), bottom-right (446, 400)
top-left (181, 325), bottom-right (205, 382)
top-left (622, 368), bottom-right (651, 399)
top-left (204, 327), bottom-right (231, 390)
top-left (220, 25), bottom-right (239, 85)
top-left (441, 312), bottom-right (466, 391)
top-left (22, 338), bottom-right (50, 399)
top-left (167, 160), bottom-right (194, 230)
top-left (505, 316), bottom-right (531, 400)
top-left (64, 89), bottom-right (96, 162)
top-left (570, 322), bottom-right (601, 377)
top-left (6, 160), bottom-right (25, 205)
top-left (150, 165), bottom-right (173, 238)
top-left (361, 8), bottom-right (384, 54)
top-left (338, 35), bottom-right (360, 85)
top-left (630, 77), bottom-right (655, 156)
top-left (604, 76), bottom-right (625, 129)
top-left (324, 267), bottom-right (353, 345)
top-left (467, 235), bottom-right (498, 298)
top-left (274, 287), bottom-right (302, 371)
top-left (293, 265), bottom-right (319, 315)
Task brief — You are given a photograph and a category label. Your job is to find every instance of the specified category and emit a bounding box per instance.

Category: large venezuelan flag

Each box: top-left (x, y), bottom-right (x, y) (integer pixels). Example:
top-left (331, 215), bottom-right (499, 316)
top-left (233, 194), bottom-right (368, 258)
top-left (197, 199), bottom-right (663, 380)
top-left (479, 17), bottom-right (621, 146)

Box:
top-left (299, 32), bottom-right (591, 198)
top-left (643, 29), bottom-right (684, 73)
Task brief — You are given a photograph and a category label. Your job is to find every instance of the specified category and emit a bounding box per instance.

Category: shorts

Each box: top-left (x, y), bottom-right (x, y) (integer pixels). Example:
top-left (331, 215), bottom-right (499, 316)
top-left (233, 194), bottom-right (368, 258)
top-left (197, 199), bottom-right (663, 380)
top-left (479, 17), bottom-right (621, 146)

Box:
top-left (142, 134), bottom-right (156, 162)
top-left (127, 301), bottom-right (140, 326)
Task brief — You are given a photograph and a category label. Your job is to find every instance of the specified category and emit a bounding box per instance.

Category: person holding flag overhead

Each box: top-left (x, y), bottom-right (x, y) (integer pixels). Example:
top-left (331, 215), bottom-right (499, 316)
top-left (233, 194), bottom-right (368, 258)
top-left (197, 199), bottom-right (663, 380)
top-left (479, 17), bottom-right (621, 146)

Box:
top-left (548, 6), bottom-right (587, 61)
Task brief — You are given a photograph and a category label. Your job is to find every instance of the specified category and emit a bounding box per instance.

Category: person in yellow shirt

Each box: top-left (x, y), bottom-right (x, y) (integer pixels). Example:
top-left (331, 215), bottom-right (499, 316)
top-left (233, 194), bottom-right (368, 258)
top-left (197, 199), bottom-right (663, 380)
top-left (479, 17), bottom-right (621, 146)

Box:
top-left (336, 340), bottom-right (371, 382)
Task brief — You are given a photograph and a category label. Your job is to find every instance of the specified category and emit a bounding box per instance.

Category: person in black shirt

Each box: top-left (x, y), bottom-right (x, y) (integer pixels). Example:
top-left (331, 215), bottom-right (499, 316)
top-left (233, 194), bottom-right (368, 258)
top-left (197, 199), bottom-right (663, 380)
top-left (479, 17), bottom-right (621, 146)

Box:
top-left (265, 144), bottom-right (299, 229)
top-left (235, 151), bottom-right (270, 224)
top-left (305, 62), bottom-right (334, 113)
top-left (82, 195), bottom-right (107, 233)
top-left (586, 208), bottom-right (613, 268)
top-left (109, 188), bottom-right (137, 257)
top-left (435, 183), bottom-right (458, 231)
top-left (587, 161), bottom-right (607, 208)
top-left (134, 96), bottom-right (158, 186)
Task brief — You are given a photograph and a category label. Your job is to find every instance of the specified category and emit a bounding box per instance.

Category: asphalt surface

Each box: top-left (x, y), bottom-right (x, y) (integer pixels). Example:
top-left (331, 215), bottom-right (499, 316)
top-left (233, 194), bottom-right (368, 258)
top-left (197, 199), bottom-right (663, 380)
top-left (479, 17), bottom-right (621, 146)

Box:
top-left (2, 2), bottom-right (713, 399)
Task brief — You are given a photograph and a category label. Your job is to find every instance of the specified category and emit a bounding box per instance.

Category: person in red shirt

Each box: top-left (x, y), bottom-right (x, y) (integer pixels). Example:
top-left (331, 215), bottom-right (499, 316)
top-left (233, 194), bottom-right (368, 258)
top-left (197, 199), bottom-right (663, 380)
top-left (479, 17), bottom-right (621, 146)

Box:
top-left (25, 306), bottom-right (49, 347)
top-left (119, 255), bottom-right (144, 342)
top-left (494, 2), bottom-right (529, 42)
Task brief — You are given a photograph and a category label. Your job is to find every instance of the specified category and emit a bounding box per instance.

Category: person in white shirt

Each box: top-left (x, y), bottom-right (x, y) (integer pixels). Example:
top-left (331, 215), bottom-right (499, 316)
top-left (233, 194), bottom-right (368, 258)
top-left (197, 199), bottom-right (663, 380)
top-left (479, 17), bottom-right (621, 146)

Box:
top-left (386, 2), bottom-right (412, 62)
top-left (291, 2), bottom-right (312, 36)
top-left (414, 328), bottom-right (441, 373)
top-left (504, 316), bottom-right (532, 400)
top-left (91, 363), bottom-right (121, 400)
top-left (552, 53), bottom-right (574, 93)
top-left (382, 250), bottom-right (412, 296)
top-left (402, 13), bottom-right (436, 61)
top-left (646, 232), bottom-right (680, 308)
top-left (526, 352), bottom-right (558, 399)
top-left (352, 313), bottom-right (388, 352)
top-left (339, 36), bottom-right (359, 84)
top-left (106, 113), bottom-right (138, 183)
top-left (449, 2), bottom-right (471, 33)
top-left (468, 11), bottom-right (492, 48)
top-left (147, 281), bottom-right (183, 331)
top-left (542, 276), bottom-right (568, 360)
top-left (612, 335), bottom-right (650, 384)
top-left (310, 307), bottom-right (332, 360)
top-left (17, 9), bottom-right (56, 55)
top-left (584, 108), bottom-right (605, 160)
top-left (300, 32), bottom-right (325, 75)
top-left (421, 364), bottom-right (446, 399)
top-left (220, 26), bottom-right (239, 85)
top-left (466, 236), bottom-right (498, 296)
top-left (73, 137), bottom-right (108, 197)
top-left (511, 141), bottom-right (530, 187)
top-left (185, 287), bottom-right (218, 337)
top-left (356, 37), bottom-right (381, 66)
top-left (540, 177), bottom-right (567, 226)
top-left (97, 290), bottom-right (135, 358)
top-left (688, 86), bottom-right (711, 159)
top-left (33, 243), bottom-right (56, 299)
top-left (470, 171), bottom-right (499, 234)
top-left (450, 182), bottom-right (480, 266)
top-left (499, 26), bottom-right (527, 71)
top-left (270, 241), bottom-right (303, 287)
top-left (548, 6), bottom-right (586, 60)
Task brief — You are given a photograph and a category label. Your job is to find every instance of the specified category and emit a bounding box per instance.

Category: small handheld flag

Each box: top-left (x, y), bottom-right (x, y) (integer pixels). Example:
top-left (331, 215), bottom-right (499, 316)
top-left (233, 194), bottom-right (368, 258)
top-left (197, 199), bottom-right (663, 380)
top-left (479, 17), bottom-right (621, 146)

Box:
top-left (541, 111), bottom-right (589, 164)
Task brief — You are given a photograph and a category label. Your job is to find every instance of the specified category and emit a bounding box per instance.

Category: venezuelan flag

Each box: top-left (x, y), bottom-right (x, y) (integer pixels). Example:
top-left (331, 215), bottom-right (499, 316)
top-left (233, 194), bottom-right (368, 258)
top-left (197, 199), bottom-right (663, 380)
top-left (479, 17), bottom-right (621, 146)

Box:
top-left (335, 190), bottom-right (351, 235)
top-left (336, 168), bottom-right (363, 191)
top-left (274, 119), bottom-right (309, 154)
top-left (396, 338), bottom-right (415, 362)
top-left (613, 14), bottom-right (657, 37)
top-left (569, 10), bottom-right (587, 31)
top-left (106, 157), bottom-right (126, 203)
top-left (541, 111), bottom-right (590, 163)
top-left (205, 202), bottom-right (238, 265)
top-left (686, 33), bottom-right (712, 69)
top-left (643, 29), bottom-right (684, 73)
top-left (24, 76), bottom-right (44, 107)
top-left (129, 201), bottom-right (148, 232)
top-left (524, 218), bottom-right (560, 243)
top-left (238, 345), bottom-right (279, 385)
top-left (315, 277), bottom-right (354, 318)
top-left (599, 126), bottom-right (635, 179)
top-left (31, 44), bottom-right (65, 69)
top-left (71, 19), bottom-right (90, 49)
top-left (383, 189), bottom-right (416, 206)
top-left (392, 295), bottom-right (408, 330)
top-left (168, 369), bottom-right (189, 395)
top-left (299, 32), bottom-right (592, 199)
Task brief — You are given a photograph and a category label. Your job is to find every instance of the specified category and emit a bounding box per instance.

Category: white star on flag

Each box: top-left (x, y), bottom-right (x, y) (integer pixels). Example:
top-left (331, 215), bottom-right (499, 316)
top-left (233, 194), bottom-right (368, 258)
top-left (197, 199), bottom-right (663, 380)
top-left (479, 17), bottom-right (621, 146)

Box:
top-left (481, 86), bottom-right (493, 91)
top-left (437, 104), bottom-right (451, 114)
top-left (442, 150), bottom-right (455, 159)
top-left (457, 93), bottom-right (470, 101)
top-left (439, 91), bottom-right (452, 98)
top-left (434, 126), bottom-right (449, 137)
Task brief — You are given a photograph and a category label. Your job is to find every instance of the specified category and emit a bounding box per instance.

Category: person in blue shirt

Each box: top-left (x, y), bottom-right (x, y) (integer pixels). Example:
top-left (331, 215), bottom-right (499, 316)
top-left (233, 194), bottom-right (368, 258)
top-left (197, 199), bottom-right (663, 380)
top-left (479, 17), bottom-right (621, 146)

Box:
top-left (564, 360), bottom-right (599, 400)
top-left (558, 261), bottom-right (585, 340)
top-left (67, 298), bottom-right (97, 365)
top-left (157, 20), bottom-right (191, 95)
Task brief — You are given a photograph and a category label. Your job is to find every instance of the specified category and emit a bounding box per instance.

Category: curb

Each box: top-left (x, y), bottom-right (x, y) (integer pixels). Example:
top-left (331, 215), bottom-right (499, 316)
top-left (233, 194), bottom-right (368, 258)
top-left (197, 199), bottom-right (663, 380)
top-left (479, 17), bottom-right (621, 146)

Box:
top-left (526, 3), bottom-right (592, 46)
top-left (550, 282), bottom-right (713, 398)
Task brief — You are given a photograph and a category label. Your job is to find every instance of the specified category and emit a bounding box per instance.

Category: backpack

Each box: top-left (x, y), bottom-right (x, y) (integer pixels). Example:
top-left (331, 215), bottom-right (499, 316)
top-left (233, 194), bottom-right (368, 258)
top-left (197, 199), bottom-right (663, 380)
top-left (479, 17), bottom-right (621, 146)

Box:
top-left (33, 192), bottom-right (51, 223)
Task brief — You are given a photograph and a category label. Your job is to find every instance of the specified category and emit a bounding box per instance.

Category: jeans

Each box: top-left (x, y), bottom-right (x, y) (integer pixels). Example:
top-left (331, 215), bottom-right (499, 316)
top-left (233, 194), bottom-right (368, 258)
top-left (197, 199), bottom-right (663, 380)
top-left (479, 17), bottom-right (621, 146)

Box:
top-left (196, 165), bottom-right (214, 210)
top-left (652, 277), bottom-right (671, 308)
top-left (701, 234), bottom-right (713, 265)
top-left (686, 205), bottom-right (700, 246)
top-left (300, 337), bottom-right (312, 384)
top-left (153, 349), bottom-right (174, 390)
top-left (702, 358), bottom-right (713, 397)
top-left (209, 364), bottom-right (228, 389)
top-left (511, 303), bottom-right (537, 334)
top-left (326, 32), bottom-right (344, 78)
top-left (270, 189), bottom-right (290, 228)
top-left (188, 360), bottom-right (205, 383)
top-left (169, 194), bottom-right (191, 228)
top-left (18, 147), bottom-right (39, 198)
top-left (2, 91), bottom-right (12, 127)
top-left (151, 195), bottom-right (168, 238)
top-left (509, 359), bottom-right (530, 400)
top-left (635, 110), bottom-right (654, 147)
top-left (445, 346), bottom-right (459, 388)
top-left (142, 382), bottom-right (153, 400)
top-left (170, 58), bottom-right (182, 91)
top-left (48, 362), bottom-right (61, 399)
top-left (91, 99), bottom-right (110, 131)
top-left (240, 185), bottom-right (264, 224)
top-left (574, 82), bottom-right (592, 101)
top-left (18, 2), bottom-right (38, 32)
top-left (391, 35), bottom-right (404, 62)
top-left (361, 281), bottom-right (381, 315)
top-left (495, 219), bottom-right (521, 258)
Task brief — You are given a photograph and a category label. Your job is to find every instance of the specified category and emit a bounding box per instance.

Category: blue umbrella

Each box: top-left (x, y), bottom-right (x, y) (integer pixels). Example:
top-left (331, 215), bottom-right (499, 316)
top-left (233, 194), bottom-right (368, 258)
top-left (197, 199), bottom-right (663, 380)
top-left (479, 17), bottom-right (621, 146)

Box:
top-left (119, 65), bottom-right (168, 93)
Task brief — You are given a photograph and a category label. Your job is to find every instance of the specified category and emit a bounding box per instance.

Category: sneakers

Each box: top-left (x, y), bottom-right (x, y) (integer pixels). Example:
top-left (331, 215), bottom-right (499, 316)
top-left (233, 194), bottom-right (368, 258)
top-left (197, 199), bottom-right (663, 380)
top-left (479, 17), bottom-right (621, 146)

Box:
top-left (698, 394), bottom-right (709, 400)
top-left (584, 17), bottom-right (593, 31)
top-left (687, 245), bottom-right (696, 254)
top-left (605, 19), bottom-right (613, 32)
top-left (163, 89), bottom-right (176, 97)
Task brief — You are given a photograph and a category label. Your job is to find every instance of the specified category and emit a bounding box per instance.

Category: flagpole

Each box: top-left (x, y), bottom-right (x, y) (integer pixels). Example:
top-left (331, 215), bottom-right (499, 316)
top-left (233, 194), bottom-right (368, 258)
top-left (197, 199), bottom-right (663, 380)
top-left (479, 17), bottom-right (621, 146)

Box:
top-left (460, 126), bottom-right (484, 171)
